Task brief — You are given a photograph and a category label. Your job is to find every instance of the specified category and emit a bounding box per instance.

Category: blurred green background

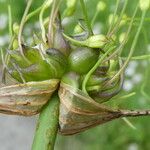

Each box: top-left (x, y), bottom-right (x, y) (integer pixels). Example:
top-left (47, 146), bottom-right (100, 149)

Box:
top-left (0, 0), bottom-right (150, 150)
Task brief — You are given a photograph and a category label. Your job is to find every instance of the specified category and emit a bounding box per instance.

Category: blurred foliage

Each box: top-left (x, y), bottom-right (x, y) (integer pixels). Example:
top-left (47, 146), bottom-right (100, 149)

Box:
top-left (0, 0), bottom-right (150, 150)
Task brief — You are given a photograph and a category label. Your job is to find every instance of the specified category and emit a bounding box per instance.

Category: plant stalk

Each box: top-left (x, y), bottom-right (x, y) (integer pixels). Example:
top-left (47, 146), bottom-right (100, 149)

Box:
top-left (106, 9), bottom-right (147, 86)
top-left (32, 93), bottom-right (59, 150)
top-left (48, 0), bottom-right (62, 47)
top-left (18, 0), bottom-right (33, 57)
top-left (80, 0), bottom-right (93, 35)
top-left (82, 46), bottom-right (116, 94)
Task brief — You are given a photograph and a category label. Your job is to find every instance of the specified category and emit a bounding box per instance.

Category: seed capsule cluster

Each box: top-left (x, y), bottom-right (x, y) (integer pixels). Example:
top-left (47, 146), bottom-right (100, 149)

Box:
top-left (1, 0), bottom-right (150, 136)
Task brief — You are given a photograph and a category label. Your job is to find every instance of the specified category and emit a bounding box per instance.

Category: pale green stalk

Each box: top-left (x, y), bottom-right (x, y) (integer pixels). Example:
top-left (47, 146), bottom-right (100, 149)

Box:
top-left (108, 0), bottom-right (128, 37)
top-left (39, 0), bottom-right (52, 42)
top-left (124, 55), bottom-right (150, 60)
top-left (122, 117), bottom-right (137, 130)
top-left (123, 17), bottom-right (150, 23)
top-left (2, 6), bottom-right (14, 83)
top-left (104, 3), bottom-right (139, 63)
top-left (107, 0), bottom-right (120, 35)
top-left (91, 10), bottom-right (99, 27)
top-left (106, 8), bottom-right (147, 86)
top-left (141, 66), bottom-right (150, 100)
top-left (119, 92), bottom-right (136, 99)
top-left (80, 0), bottom-right (93, 35)
top-left (8, 5), bottom-right (12, 37)
top-left (48, 0), bottom-right (62, 47)
top-left (18, 0), bottom-right (33, 57)
top-left (140, 28), bottom-right (150, 99)
top-left (82, 46), bottom-right (116, 94)
top-left (26, 4), bottom-right (43, 22)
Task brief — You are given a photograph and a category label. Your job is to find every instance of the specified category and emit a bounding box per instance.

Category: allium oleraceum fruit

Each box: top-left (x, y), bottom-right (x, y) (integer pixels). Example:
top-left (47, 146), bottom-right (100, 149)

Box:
top-left (1, 0), bottom-right (150, 137)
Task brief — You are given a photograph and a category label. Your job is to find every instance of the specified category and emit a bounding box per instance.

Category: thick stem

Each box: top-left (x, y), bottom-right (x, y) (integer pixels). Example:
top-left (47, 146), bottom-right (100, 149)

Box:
top-left (32, 93), bottom-right (59, 150)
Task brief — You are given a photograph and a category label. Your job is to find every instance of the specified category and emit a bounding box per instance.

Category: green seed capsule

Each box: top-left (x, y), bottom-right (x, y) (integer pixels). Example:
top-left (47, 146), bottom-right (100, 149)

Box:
top-left (61, 72), bottom-right (80, 89)
top-left (86, 75), bottom-right (109, 86)
top-left (45, 48), bottom-right (67, 78)
top-left (80, 75), bottom-right (109, 92)
top-left (7, 47), bottom-right (67, 82)
top-left (139, 0), bottom-right (150, 11)
top-left (13, 23), bottom-right (19, 35)
top-left (12, 39), bottom-right (19, 50)
top-left (63, 33), bottom-right (108, 48)
top-left (68, 47), bottom-right (99, 74)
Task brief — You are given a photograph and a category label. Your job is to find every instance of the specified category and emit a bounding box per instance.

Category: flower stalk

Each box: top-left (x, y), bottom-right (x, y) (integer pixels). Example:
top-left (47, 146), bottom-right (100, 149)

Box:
top-left (32, 93), bottom-right (59, 150)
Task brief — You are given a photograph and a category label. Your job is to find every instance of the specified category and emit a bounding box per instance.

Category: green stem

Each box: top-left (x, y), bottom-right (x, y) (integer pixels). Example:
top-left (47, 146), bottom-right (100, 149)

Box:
top-left (141, 65), bottom-right (150, 100)
top-left (39, 0), bottom-right (52, 43)
top-left (2, 6), bottom-right (13, 83)
top-left (140, 28), bottom-right (150, 100)
top-left (124, 17), bottom-right (150, 23)
top-left (32, 93), bottom-right (59, 150)
top-left (48, 0), bottom-right (61, 47)
top-left (119, 92), bottom-right (136, 99)
top-left (18, 0), bottom-right (33, 57)
top-left (91, 10), bottom-right (99, 27)
top-left (122, 117), bottom-right (136, 130)
top-left (108, 0), bottom-right (128, 37)
top-left (122, 54), bottom-right (150, 60)
top-left (26, 4), bottom-right (44, 22)
top-left (106, 9), bottom-right (147, 86)
top-left (8, 5), bottom-right (12, 37)
top-left (107, 0), bottom-right (120, 35)
top-left (63, 33), bottom-right (87, 46)
top-left (25, 0), bottom-right (52, 22)
top-left (80, 0), bottom-right (93, 35)
top-left (104, 3), bottom-right (138, 63)
top-left (82, 46), bottom-right (116, 94)
top-left (1, 35), bottom-right (15, 83)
